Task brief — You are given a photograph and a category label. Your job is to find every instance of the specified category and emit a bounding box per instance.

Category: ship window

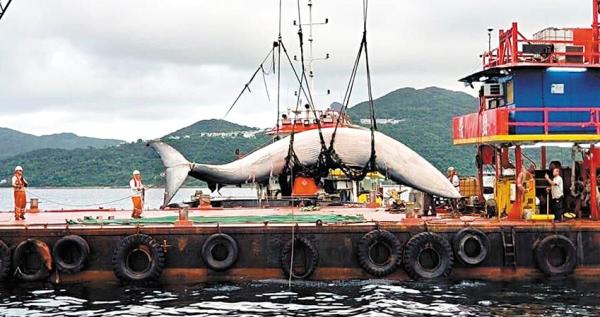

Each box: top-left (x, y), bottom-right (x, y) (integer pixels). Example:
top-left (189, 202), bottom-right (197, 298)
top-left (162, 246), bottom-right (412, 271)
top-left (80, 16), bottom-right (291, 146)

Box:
top-left (506, 80), bottom-right (514, 104)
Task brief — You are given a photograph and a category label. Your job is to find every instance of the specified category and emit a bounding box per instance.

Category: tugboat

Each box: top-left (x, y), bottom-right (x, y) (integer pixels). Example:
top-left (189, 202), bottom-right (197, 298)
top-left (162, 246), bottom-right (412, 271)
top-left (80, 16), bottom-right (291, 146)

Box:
top-left (3, 1), bottom-right (600, 286)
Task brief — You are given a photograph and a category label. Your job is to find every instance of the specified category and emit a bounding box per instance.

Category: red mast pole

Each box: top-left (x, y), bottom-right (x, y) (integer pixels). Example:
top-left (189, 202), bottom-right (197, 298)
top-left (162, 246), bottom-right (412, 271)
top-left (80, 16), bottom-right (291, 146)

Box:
top-left (511, 22), bottom-right (519, 64)
top-left (509, 145), bottom-right (523, 220)
top-left (593, 0), bottom-right (599, 63)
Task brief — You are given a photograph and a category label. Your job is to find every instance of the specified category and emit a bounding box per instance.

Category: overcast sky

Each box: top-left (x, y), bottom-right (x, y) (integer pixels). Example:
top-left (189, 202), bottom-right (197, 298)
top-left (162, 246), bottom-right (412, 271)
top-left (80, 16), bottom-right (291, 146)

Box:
top-left (0, 0), bottom-right (593, 141)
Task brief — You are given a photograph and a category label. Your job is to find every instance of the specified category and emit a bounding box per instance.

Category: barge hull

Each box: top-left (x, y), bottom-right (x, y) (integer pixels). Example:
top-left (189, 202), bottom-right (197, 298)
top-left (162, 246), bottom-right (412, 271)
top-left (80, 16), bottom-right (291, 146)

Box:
top-left (1, 208), bottom-right (599, 283)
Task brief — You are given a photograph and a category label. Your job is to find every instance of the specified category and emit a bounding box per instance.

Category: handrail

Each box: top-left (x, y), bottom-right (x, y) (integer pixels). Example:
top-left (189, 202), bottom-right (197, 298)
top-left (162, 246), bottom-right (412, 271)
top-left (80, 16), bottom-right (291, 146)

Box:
top-left (504, 107), bottom-right (600, 135)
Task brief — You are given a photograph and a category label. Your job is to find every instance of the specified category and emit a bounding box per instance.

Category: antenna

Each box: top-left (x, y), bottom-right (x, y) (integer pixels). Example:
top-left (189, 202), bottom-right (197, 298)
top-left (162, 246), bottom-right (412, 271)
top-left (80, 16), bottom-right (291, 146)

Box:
top-left (296, 0), bottom-right (330, 105)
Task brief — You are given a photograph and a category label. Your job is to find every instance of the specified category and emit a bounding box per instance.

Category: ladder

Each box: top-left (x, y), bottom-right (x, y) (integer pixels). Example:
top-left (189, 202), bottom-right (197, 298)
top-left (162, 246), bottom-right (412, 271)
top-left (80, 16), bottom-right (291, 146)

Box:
top-left (501, 227), bottom-right (517, 268)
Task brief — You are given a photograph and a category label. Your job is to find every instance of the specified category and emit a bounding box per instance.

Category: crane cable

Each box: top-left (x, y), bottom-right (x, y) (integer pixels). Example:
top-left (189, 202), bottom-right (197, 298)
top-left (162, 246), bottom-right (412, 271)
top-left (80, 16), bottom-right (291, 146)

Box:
top-left (223, 46), bottom-right (277, 118)
top-left (322, 0), bottom-right (378, 181)
top-left (0, 0), bottom-right (13, 23)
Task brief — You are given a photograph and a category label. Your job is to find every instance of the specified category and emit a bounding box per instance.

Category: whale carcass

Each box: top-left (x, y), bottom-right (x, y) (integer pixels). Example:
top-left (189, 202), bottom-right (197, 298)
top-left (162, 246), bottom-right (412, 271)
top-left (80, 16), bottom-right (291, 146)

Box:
top-left (149, 127), bottom-right (460, 205)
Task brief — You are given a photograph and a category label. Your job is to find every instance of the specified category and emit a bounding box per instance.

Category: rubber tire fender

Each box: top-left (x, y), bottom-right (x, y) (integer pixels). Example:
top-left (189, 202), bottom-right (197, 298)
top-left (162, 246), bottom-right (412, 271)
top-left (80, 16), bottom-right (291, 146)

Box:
top-left (534, 234), bottom-right (577, 276)
top-left (357, 229), bottom-right (402, 277)
top-left (53, 235), bottom-right (90, 274)
top-left (13, 239), bottom-right (51, 282)
top-left (201, 233), bottom-right (239, 272)
top-left (452, 228), bottom-right (490, 266)
top-left (112, 234), bottom-right (165, 283)
top-left (281, 236), bottom-right (318, 280)
top-left (403, 232), bottom-right (454, 279)
top-left (0, 240), bottom-right (11, 282)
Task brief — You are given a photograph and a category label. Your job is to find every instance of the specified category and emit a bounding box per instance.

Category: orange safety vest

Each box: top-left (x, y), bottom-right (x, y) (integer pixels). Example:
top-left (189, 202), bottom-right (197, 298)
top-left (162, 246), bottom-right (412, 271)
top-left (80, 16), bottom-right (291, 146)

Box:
top-left (13, 175), bottom-right (26, 192)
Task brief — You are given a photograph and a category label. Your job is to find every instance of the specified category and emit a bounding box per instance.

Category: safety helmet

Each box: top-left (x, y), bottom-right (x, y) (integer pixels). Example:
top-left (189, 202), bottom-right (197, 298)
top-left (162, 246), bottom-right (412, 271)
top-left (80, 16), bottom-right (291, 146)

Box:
top-left (133, 170), bottom-right (141, 175)
top-left (15, 166), bottom-right (23, 172)
top-left (447, 167), bottom-right (455, 172)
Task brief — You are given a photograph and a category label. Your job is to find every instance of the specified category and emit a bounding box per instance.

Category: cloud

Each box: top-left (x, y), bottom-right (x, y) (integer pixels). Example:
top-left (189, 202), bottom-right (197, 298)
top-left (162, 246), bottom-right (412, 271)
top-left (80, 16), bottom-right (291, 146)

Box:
top-left (0, 0), bottom-right (594, 141)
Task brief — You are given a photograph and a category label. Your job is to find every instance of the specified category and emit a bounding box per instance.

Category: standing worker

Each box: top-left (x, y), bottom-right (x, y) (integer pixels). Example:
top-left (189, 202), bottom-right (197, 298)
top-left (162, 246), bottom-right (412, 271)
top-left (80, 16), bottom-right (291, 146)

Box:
top-left (447, 167), bottom-right (460, 211)
top-left (130, 170), bottom-right (145, 218)
top-left (12, 166), bottom-right (28, 221)
top-left (545, 167), bottom-right (564, 222)
top-left (447, 167), bottom-right (460, 192)
top-left (517, 164), bottom-right (536, 194)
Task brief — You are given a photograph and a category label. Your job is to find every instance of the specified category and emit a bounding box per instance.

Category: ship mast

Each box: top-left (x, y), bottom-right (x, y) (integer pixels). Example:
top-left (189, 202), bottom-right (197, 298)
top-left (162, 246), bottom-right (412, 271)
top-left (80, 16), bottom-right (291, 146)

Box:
top-left (297, 0), bottom-right (329, 107)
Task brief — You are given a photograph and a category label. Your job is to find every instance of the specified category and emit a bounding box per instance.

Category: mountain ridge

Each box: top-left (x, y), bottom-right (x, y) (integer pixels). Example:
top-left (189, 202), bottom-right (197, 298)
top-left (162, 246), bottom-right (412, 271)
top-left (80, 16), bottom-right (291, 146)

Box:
top-left (0, 127), bottom-right (124, 160)
top-left (0, 86), bottom-right (481, 187)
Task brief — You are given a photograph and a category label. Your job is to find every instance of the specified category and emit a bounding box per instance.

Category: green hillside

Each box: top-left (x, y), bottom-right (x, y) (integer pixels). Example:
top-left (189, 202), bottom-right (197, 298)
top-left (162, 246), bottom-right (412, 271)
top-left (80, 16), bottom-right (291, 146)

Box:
top-left (0, 87), bottom-right (492, 187)
top-left (0, 120), bottom-right (271, 187)
top-left (0, 128), bottom-right (123, 160)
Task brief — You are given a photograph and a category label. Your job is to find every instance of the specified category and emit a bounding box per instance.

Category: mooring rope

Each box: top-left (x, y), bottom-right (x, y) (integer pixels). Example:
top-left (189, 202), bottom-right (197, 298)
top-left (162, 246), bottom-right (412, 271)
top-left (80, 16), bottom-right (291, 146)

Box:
top-left (24, 189), bottom-right (133, 208)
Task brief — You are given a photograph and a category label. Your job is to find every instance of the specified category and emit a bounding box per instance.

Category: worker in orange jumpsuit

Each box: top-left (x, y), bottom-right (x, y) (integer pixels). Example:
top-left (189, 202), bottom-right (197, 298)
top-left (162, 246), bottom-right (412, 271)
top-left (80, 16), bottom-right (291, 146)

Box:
top-left (12, 166), bottom-right (28, 220)
top-left (130, 170), bottom-right (145, 218)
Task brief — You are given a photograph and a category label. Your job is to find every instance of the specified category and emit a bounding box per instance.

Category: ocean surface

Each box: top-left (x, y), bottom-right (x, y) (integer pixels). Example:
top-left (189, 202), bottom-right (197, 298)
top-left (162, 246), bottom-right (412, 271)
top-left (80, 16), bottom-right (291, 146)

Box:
top-left (0, 188), bottom-right (599, 316)
top-left (0, 279), bottom-right (599, 316)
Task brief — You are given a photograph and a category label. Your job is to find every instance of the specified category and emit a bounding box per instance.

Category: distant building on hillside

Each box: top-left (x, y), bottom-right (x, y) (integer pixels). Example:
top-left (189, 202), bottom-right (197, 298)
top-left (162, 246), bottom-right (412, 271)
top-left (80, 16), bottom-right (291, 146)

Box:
top-left (359, 118), bottom-right (405, 125)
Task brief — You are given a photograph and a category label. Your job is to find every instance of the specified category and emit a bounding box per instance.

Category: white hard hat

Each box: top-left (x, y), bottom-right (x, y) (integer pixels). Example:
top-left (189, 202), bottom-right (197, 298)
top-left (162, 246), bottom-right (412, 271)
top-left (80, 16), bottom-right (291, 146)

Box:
top-left (15, 166), bottom-right (23, 172)
top-left (132, 170), bottom-right (140, 175)
top-left (447, 167), bottom-right (455, 171)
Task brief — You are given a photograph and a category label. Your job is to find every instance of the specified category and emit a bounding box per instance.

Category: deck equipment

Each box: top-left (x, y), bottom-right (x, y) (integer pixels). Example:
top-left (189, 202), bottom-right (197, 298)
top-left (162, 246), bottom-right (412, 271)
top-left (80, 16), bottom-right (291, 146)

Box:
top-left (453, 0), bottom-right (600, 220)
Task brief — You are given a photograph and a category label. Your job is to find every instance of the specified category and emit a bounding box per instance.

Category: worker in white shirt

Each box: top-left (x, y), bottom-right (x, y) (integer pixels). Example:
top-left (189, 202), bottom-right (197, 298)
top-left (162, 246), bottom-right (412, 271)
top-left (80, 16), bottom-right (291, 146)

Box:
top-left (447, 167), bottom-right (461, 212)
top-left (130, 170), bottom-right (145, 218)
top-left (545, 168), bottom-right (564, 222)
top-left (448, 167), bottom-right (460, 191)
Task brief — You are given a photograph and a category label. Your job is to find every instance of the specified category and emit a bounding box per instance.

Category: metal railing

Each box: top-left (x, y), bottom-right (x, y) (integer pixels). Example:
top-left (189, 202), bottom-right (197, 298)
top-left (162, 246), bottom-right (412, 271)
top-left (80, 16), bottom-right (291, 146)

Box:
top-left (505, 107), bottom-right (600, 134)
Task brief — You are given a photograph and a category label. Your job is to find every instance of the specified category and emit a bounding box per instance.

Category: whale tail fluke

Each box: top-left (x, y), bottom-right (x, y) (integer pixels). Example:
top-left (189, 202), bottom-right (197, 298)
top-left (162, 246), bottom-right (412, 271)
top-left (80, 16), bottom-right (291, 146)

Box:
top-left (147, 140), bottom-right (192, 207)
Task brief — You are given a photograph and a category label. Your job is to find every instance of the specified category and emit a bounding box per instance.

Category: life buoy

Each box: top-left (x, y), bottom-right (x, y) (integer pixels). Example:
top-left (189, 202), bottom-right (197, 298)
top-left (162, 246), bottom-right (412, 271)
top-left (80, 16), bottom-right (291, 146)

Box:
top-left (281, 236), bottom-right (318, 279)
top-left (403, 232), bottom-right (454, 279)
top-left (357, 229), bottom-right (402, 277)
top-left (53, 235), bottom-right (90, 274)
top-left (202, 233), bottom-right (239, 271)
top-left (452, 228), bottom-right (490, 266)
top-left (534, 235), bottom-right (577, 276)
top-left (13, 239), bottom-right (52, 282)
top-left (0, 240), bottom-right (11, 282)
top-left (112, 234), bottom-right (165, 282)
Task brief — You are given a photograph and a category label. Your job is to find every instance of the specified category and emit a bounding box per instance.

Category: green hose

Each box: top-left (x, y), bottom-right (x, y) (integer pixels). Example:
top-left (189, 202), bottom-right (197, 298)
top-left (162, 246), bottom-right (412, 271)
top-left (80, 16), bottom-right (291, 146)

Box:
top-left (75, 214), bottom-right (365, 225)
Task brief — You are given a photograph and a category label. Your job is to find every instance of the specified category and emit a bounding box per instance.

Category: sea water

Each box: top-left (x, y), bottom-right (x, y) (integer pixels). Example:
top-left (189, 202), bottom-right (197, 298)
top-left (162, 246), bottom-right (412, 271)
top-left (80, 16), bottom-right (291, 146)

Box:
top-left (0, 279), bottom-right (598, 316)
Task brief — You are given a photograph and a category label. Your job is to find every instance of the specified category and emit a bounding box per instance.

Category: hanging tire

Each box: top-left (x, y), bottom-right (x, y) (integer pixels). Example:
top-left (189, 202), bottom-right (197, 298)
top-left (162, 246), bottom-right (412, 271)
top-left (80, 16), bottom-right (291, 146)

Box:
top-left (53, 235), bottom-right (90, 274)
top-left (112, 234), bottom-right (165, 282)
top-left (13, 239), bottom-right (51, 282)
top-left (202, 233), bottom-right (239, 272)
top-left (281, 236), bottom-right (318, 279)
top-left (403, 232), bottom-right (454, 279)
top-left (534, 235), bottom-right (577, 276)
top-left (0, 240), bottom-right (11, 282)
top-left (357, 229), bottom-right (402, 277)
top-left (452, 228), bottom-right (490, 266)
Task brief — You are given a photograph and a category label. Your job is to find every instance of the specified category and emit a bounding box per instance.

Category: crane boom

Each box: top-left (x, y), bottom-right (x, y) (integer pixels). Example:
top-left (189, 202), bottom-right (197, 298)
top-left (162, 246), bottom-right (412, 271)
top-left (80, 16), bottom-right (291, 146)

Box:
top-left (0, 0), bottom-right (13, 23)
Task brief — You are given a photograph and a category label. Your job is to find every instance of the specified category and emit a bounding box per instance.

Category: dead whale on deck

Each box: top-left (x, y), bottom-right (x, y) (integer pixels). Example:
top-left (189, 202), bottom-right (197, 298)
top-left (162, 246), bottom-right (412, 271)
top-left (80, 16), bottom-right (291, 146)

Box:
top-left (148, 127), bottom-right (460, 205)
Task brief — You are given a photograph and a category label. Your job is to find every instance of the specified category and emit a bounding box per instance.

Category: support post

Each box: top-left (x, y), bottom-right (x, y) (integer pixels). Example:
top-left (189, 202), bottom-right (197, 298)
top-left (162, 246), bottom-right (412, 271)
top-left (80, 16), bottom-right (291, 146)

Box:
top-left (592, 0), bottom-right (599, 63)
top-left (591, 145), bottom-right (599, 220)
top-left (509, 145), bottom-right (523, 220)
top-left (477, 145), bottom-right (485, 203)
top-left (511, 22), bottom-right (519, 64)
top-left (540, 146), bottom-right (547, 169)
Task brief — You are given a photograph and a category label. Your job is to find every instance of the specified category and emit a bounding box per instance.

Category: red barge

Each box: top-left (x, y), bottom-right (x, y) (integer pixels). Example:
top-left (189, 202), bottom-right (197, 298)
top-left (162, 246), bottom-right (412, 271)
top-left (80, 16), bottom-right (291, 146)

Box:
top-left (2, 1), bottom-right (600, 285)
